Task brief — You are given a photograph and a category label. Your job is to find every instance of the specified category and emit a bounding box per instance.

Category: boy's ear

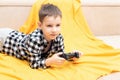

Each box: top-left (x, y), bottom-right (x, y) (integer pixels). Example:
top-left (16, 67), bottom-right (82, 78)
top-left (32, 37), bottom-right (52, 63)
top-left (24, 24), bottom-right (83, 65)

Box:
top-left (37, 21), bottom-right (42, 29)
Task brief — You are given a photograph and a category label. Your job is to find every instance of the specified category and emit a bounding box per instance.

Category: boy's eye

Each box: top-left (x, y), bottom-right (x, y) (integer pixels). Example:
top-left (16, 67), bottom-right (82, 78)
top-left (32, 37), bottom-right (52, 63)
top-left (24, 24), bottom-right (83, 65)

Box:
top-left (47, 25), bottom-right (52, 27)
top-left (56, 24), bottom-right (60, 27)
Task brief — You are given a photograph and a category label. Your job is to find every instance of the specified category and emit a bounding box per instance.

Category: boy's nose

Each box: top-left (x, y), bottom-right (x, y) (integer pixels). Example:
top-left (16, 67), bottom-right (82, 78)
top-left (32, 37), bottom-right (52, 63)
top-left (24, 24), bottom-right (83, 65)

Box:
top-left (52, 27), bottom-right (57, 31)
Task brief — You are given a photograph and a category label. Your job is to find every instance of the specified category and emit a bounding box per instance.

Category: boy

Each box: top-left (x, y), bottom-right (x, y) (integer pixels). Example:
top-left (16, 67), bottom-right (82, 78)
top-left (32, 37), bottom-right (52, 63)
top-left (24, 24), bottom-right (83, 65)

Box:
top-left (0, 3), bottom-right (81, 69)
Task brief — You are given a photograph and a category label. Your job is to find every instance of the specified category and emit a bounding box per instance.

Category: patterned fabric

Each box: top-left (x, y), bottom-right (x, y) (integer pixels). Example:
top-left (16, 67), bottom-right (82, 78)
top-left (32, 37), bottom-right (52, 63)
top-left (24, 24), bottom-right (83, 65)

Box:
top-left (2, 29), bottom-right (64, 69)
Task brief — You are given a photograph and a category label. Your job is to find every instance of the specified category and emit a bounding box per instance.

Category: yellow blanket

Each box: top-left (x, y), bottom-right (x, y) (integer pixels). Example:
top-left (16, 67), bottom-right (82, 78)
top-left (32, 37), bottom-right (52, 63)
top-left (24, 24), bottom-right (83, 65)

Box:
top-left (1, 0), bottom-right (120, 80)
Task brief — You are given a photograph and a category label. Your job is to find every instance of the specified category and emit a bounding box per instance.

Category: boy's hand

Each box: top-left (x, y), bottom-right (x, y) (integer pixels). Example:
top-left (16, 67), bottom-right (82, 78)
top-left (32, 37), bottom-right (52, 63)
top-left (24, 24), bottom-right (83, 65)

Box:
top-left (45, 52), bottom-right (66, 67)
top-left (71, 50), bottom-right (83, 61)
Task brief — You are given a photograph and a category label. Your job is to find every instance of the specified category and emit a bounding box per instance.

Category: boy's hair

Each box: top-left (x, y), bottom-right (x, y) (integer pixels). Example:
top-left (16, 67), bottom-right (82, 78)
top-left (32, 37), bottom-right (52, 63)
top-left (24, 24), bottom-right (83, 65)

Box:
top-left (39, 3), bottom-right (62, 23)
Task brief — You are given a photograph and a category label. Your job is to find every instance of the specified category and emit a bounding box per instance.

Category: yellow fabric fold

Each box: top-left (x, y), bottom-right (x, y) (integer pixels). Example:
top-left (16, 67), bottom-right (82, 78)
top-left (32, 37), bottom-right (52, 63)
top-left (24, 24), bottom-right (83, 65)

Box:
top-left (1, 0), bottom-right (120, 80)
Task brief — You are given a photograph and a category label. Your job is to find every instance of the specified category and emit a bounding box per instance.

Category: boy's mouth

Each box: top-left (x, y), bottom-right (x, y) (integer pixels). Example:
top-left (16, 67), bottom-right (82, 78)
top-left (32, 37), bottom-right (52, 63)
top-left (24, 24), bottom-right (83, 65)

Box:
top-left (50, 34), bottom-right (57, 37)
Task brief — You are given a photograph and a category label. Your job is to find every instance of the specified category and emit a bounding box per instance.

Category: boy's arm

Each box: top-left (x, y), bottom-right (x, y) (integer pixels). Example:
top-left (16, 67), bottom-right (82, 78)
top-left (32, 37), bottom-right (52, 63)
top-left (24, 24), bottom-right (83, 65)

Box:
top-left (43, 35), bottom-right (65, 68)
top-left (57, 34), bottom-right (65, 53)
top-left (25, 38), bottom-right (48, 69)
top-left (28, 56), bottom-right (48, 69)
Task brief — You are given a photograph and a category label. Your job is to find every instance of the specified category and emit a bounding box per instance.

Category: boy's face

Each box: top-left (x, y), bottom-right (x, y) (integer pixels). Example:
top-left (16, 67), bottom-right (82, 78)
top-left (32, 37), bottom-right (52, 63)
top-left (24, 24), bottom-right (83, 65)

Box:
top-left (38, 16), bottom-right (61, 41)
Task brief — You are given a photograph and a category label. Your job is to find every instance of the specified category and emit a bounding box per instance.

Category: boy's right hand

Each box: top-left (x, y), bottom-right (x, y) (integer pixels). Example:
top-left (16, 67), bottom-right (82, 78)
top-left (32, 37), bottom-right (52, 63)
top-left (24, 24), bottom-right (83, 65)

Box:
top-left (45, 52), bottom-right (66, 67)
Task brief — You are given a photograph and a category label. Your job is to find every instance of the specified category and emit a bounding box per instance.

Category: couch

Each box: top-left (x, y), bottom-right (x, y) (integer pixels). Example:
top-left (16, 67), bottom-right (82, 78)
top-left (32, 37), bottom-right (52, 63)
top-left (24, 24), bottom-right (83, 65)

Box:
top-left (81, 0), bottom-right (120, 49)
top-left (0, 0), bottom-right (120, 49)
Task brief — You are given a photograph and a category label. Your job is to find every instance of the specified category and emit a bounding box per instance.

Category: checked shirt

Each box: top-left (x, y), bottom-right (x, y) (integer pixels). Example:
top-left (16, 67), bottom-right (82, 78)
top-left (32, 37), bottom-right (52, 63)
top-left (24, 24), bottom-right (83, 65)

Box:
top-left (2, 29), bottom-right (64, 69)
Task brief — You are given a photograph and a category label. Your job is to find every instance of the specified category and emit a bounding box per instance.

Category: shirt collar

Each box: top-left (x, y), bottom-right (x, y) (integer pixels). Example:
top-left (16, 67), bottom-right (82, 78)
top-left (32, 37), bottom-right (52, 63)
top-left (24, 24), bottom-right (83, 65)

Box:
top-left (53, 34), bottom-right (61, 42)
top-left (38, 29), bottom-right (49, 47)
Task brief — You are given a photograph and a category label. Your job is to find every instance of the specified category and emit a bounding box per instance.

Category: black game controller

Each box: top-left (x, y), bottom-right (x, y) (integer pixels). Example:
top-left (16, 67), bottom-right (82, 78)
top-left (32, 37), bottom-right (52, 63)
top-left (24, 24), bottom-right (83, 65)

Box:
top-left (59, 52), bottom-right (80, 61)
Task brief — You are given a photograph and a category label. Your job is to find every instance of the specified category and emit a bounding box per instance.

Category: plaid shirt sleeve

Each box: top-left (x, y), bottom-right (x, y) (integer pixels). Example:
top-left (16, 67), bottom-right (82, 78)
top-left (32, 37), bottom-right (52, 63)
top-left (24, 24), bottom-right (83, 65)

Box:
top-left (56, 34), bottom-right (65, 53)
top-left (25, 37), bottom-right (48, 69)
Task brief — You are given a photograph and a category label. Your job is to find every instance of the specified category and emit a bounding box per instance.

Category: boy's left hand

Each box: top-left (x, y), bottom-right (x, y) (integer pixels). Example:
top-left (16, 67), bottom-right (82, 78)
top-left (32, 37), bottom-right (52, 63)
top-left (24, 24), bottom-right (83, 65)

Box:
top-left (71, 50), bottom-right (83, 61)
